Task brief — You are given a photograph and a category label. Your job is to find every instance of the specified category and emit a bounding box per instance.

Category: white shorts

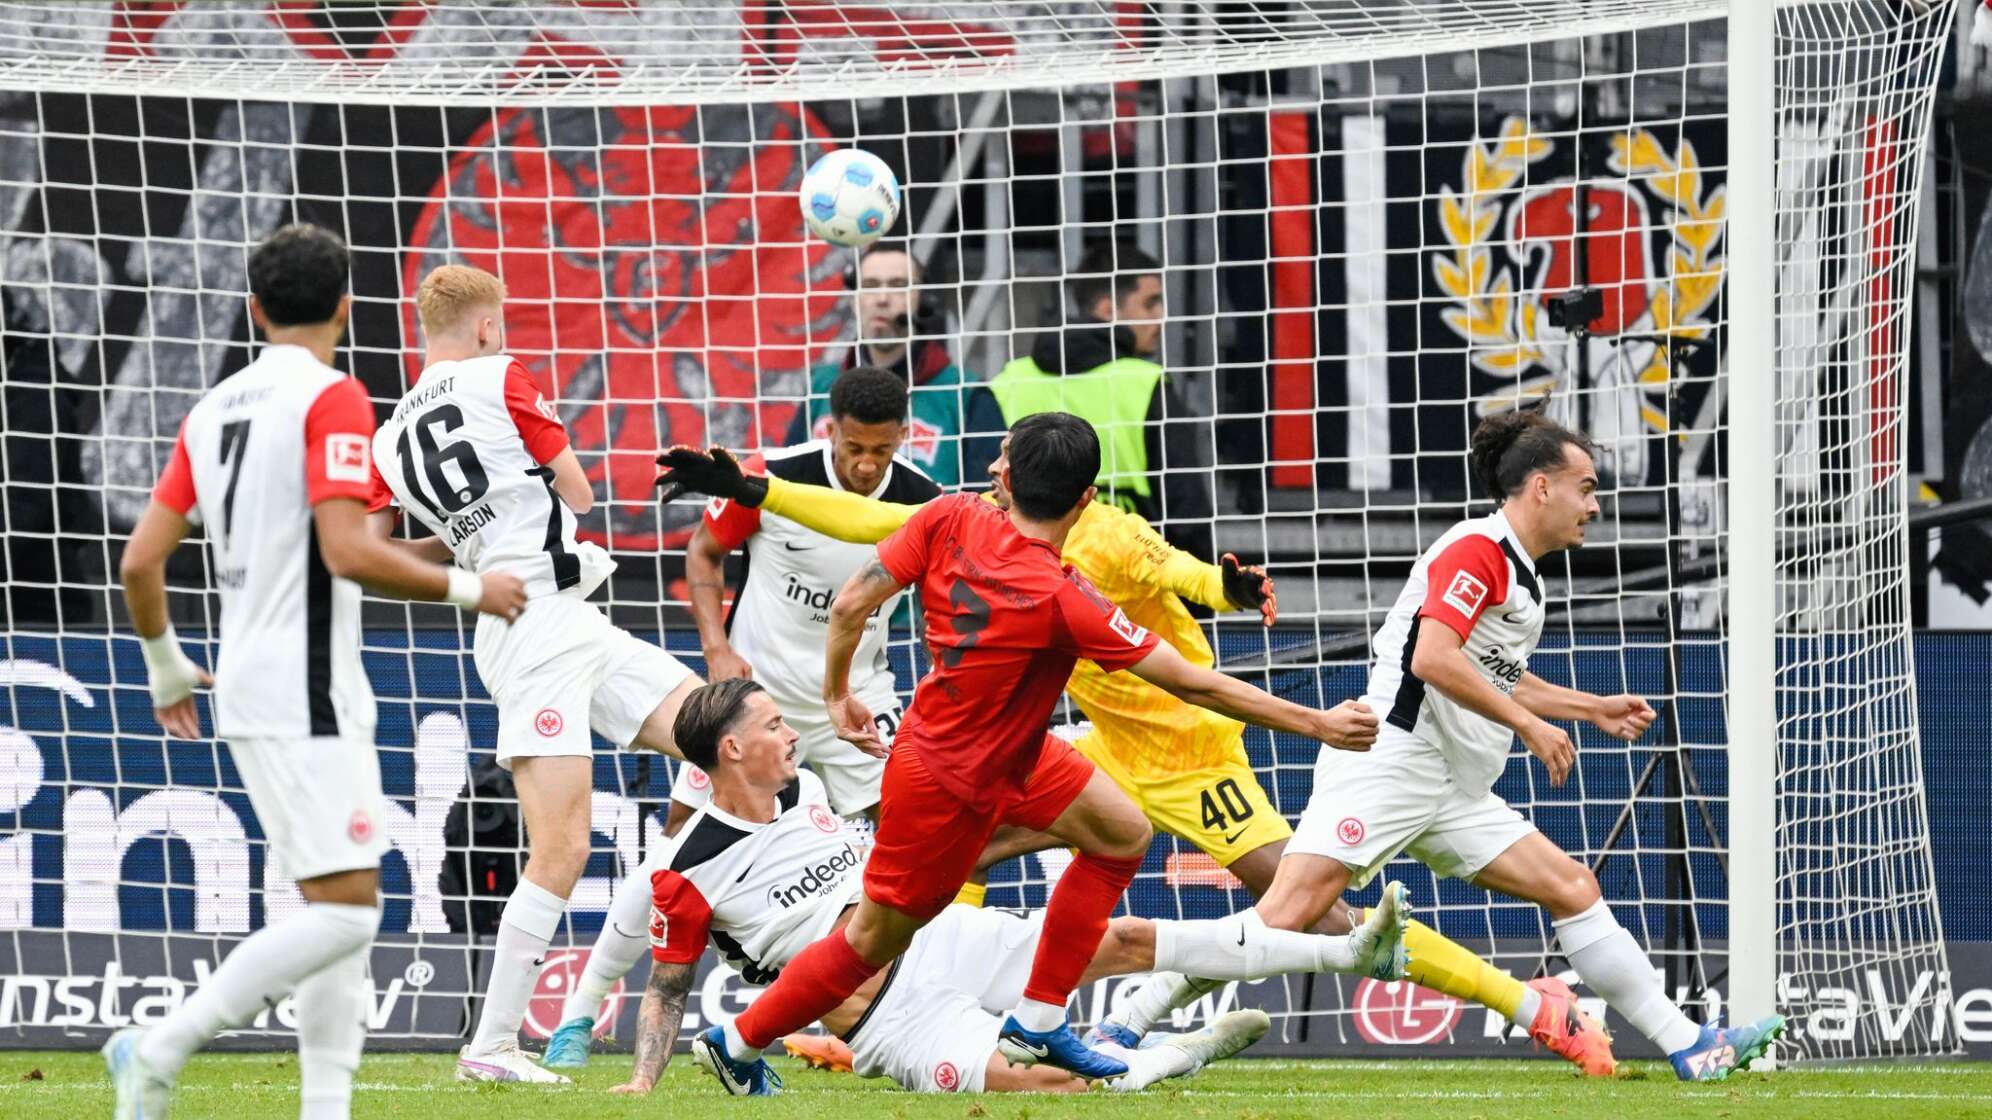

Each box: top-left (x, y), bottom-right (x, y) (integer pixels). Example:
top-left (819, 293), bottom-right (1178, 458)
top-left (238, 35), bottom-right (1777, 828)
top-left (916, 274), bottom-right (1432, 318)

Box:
top-left (231, 736), bottom-right (390, 881)
top-left (474, 594), bottom-right (695, 768)
top-left (669, 698), bottom-right (897, 817)
top-left (846, 904), bottom-right (1043, 1093)
top-left (1290, 726), bottom-right (1535, 887)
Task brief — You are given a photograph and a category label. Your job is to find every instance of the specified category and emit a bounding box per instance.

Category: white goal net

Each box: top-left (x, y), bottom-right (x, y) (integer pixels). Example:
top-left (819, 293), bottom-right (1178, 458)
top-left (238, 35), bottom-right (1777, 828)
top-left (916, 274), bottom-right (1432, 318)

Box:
top-left (0, 0), bottom-right (1958, 1063)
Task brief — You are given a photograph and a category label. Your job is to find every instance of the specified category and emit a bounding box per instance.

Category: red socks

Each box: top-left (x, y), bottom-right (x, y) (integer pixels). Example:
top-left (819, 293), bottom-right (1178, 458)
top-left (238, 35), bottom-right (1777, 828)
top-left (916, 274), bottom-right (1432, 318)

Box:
top-left (732, 929), bottom-right (884, 1051)
top-left (1021, 851), bottom-right (1142, 1006)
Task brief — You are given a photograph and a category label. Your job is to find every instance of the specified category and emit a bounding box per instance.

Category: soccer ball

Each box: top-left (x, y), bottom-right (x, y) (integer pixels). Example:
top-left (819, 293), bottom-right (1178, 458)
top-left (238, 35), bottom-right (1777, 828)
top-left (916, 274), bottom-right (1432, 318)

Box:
top-left (799, 148), bottom-right (901, 248)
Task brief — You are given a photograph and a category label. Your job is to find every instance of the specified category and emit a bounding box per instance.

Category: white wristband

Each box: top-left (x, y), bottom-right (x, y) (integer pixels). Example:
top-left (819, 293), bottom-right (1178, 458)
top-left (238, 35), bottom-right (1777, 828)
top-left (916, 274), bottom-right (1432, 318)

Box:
top-left (139, 625), bottom-right (203, 708)
top-left (444, 567), bottom-right (483, 610)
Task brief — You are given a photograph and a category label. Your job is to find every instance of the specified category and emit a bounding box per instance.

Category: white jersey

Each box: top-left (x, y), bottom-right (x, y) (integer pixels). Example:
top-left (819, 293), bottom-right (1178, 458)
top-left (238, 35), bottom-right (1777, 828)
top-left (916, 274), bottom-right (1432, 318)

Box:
top-left (701, 441), bottom-right (940, 710)
top-left (151, 344), bottom-right (376, 740)
top-left (369, 354), bottom-right (611, 599)
top-left (646, 770), bottom-right (865, 984)
top-left (1361, 509), bottom-right (1547, 796)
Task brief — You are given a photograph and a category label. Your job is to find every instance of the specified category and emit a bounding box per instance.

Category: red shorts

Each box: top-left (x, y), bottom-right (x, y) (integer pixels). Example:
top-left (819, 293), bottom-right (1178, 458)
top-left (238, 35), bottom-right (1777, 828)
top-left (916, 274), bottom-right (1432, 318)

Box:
top-left (863, 735), bottom-right (1095, 920)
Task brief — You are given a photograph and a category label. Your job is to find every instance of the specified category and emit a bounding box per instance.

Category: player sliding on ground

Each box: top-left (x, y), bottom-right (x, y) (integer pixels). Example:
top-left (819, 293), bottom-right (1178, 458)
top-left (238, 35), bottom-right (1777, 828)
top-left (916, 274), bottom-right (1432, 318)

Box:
top-left (654, 429), bottom-right (1619, 1076)
top-left (539, 366), bottom-right (940, 1069)
top-left (661, 412), bottom-right (1378, 1092)
top-left (1115, 411), bottom-right (1787, 1082)
top-left (366, 265), bottom-right (705, 1084)
top-left (108, 225), bottom-right (529, 1120)
top-left (608, 678), bottom-right (1410, 1096)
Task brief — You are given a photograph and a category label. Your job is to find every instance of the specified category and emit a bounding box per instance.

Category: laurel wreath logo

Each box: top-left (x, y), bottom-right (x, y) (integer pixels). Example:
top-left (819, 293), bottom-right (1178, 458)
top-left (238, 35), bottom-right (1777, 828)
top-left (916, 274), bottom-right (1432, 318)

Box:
top-left (1431, 115), bottom-right (1726, 434)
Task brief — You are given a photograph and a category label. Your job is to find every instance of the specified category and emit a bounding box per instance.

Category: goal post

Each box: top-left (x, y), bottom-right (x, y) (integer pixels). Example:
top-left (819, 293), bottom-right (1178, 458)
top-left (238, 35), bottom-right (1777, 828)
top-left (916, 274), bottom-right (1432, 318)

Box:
top-left (1726, 0), bottom-right (1778, 1036)
top-left (0, 0), bottom-right (1962, 1062)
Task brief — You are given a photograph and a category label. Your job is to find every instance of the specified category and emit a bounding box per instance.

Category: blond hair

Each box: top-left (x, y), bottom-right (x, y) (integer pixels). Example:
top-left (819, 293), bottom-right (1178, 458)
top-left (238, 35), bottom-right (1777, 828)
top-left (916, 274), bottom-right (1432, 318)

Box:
top-left (416, 265), bottom-right (505, 337)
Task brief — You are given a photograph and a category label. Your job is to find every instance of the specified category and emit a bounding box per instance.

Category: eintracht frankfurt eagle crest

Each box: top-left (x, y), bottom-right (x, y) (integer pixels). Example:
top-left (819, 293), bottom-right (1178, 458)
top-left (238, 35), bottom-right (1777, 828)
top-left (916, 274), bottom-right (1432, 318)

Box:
top-left (1430, 116), bottom-right (1726, 481)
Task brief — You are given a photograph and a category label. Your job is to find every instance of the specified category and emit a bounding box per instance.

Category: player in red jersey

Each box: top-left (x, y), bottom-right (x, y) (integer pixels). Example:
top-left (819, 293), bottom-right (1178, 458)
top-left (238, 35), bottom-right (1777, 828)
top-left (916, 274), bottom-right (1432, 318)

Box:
top-left (679, 412), bottom-right (1379, 1093)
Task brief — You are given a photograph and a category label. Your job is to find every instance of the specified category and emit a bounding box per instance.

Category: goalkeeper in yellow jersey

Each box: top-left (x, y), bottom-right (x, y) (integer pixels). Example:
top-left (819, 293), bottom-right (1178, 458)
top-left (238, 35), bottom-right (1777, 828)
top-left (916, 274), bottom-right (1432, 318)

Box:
top-left (655, 442), bottom-right (1616, 1076)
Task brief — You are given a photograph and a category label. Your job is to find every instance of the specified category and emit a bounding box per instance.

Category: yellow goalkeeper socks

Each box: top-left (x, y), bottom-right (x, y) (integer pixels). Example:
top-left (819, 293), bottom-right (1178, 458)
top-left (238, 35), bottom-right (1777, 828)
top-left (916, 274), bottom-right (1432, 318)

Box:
top-left (952, 881), bottom-right (987, 908)
top-left (1390, 916), bottom-right (1526, 1022)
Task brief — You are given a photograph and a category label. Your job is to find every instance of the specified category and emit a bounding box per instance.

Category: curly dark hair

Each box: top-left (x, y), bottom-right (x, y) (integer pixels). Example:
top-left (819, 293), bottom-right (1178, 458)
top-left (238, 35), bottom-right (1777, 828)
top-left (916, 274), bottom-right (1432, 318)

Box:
top-left (248, 223), bottom-right (349, 327)
top-left (1469, 410), bottom-right (1596, 503)
top-left (829, 365), bottom-right (909, 426)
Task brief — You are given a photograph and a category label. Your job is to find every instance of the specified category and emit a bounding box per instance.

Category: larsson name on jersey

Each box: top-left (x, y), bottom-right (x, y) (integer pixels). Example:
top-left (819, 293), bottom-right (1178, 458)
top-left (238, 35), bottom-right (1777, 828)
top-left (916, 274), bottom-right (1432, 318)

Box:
top-left (766, 842), bottom-right (863, 910)
top-left (446, 502), bottom-right (498, 547)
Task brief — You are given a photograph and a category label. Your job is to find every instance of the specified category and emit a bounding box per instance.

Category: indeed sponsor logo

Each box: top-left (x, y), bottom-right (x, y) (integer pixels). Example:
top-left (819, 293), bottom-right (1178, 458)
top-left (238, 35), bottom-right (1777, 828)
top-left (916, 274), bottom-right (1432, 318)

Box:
top-left (766, 843), bottom-right (861, 909)
top-left (784, 573), bottom-right (834, 612)
top-left (1476, 645), bottom-right (1526, 691)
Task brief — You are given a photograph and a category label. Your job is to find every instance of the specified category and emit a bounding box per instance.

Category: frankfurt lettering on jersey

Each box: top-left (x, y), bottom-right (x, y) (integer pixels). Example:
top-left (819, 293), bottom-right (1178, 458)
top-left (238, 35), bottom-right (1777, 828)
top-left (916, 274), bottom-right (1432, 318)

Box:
top-left (702, 441), bottom-right (940, 709)
top-left (1360, 509), bottom-right (1547, 797)
top-left (370, 354), bottom-right (594, 599)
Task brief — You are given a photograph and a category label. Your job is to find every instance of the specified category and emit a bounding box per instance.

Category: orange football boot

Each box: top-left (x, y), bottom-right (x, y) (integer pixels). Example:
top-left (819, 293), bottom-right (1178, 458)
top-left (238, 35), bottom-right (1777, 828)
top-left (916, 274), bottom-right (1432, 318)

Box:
top-left (1526, 976), bottom-right (1617, 1076)
top-left (782, 1033), bottom-right (855, 1073)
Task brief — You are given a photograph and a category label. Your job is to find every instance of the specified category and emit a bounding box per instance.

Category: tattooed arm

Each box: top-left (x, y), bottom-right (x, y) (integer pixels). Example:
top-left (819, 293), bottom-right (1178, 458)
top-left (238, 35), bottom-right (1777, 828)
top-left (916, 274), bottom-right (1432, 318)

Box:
top-left (609, 960), bottom-right (697, 1095)
top-left (823, 556), bottom-right (908, 757)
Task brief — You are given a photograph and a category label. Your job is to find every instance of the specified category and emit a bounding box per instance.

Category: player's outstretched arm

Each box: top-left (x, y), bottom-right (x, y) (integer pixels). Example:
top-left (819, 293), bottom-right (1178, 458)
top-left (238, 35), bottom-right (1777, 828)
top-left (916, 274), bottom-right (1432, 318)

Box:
top-left (1125, 640), bottom-right (1377, 750)
top-left (824, 557), bottom-right (908, 756)
top-left (313, 498), bottom-right (527, 621)
top-left (653, 446), bottom-right (921, 544)
top-left (762, 477), bottom-right (920, 544)
top-left (1516, 673), bottom-right (1656, 741)
top-left (609, 960), bottom-right (696, 1096)
top-left (1409, 623), bottom-right (1575, 784)
top-left (120, 499), bottom-right (213, 739)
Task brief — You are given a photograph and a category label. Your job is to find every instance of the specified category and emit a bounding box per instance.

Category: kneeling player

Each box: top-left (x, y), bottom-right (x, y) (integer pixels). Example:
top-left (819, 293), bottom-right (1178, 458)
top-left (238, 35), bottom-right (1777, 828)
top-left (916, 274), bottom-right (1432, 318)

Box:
top-left (368, 266), bottom-right (703, 1083)
top-left (604, 679), bottom-right (1410, 1096)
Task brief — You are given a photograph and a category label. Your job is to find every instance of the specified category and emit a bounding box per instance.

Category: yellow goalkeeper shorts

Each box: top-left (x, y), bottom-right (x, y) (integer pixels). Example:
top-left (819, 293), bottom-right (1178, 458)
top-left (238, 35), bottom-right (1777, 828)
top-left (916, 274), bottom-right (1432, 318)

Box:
top-left (1073, 729), bottom-right (1292, 866)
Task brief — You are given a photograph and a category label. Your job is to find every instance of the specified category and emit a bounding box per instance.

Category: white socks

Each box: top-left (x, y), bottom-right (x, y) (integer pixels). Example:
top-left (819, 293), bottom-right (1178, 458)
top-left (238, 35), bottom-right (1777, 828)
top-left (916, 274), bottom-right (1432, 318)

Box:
top-left (1151, 909), bottom-right (1356, 980)
top-left (139, 901), bottom-right (380, 1075)
top-left (468, 877), bottom-right (568, 1056)
top-left (1554, 899), bottom-right (1702, 1054)
top-left (561, 865), bottom-right (653, 1024)
top-left (1009, 997), bottom-right (1069, 1033)
top-left (296, 944), bottom-right (369, 1120)
top-left (1514, 984), bottom-right (1544, 1027)
top-left (1103, 971), bottom-right (1216, 1038)
top-left (1103, 1038), bottom-right (1198, 1092)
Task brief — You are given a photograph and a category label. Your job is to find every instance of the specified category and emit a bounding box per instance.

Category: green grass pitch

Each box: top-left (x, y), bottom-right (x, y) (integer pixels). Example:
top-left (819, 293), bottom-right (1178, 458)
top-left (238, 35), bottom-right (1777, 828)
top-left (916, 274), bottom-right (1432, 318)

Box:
top-left (8, 1050), bottom-right (1991, 1119)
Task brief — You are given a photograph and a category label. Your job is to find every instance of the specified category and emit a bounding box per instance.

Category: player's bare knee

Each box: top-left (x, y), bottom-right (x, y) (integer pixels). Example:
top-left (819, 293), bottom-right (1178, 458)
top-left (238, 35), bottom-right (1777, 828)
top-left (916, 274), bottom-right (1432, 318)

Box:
top-left (843, 907), bottom-right (919, 964)
top-left (1548, 863), bottom-right (1602, 916)
top-left (1254, 858), bottom-right (1347, 931)
top-left (1099, 812), bottom-right (1152, 860)
top-left (525, 829), bottom-right (590, 890)
top-left (1100, 917), bottom-right (1154, 972)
